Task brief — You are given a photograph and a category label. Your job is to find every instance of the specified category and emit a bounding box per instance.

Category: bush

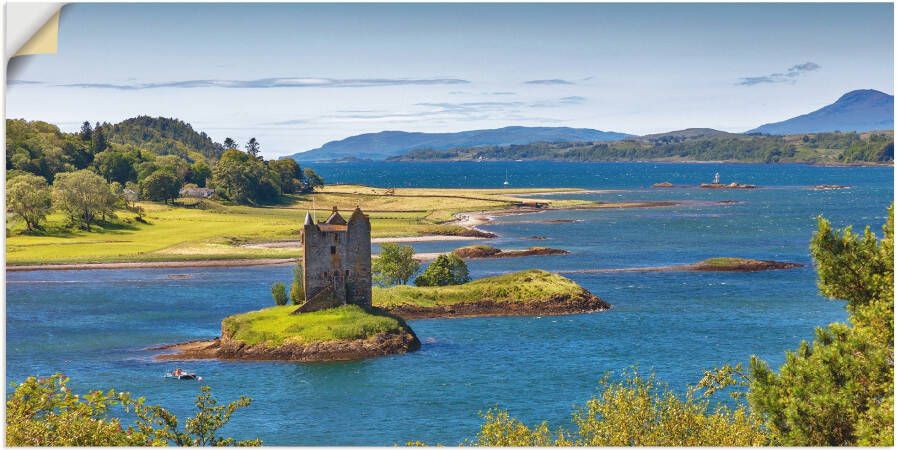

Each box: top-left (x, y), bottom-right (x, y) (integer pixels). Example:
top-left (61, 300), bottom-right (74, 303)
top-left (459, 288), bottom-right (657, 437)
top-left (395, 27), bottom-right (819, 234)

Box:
top-left (271, 282), bottom-right (288, 306)
top-left (290, 264), bottom-right (304, 305)
top-left (415, 253), bottom-right (470, 286)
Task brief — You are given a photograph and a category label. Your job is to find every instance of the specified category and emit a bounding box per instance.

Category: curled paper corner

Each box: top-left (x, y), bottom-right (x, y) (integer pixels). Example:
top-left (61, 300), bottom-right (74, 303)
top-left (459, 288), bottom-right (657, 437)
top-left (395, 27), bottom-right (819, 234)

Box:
top-left (15, 10), bottom-right (60, 56)
top-left (7, 2), bottom-right (63, 60)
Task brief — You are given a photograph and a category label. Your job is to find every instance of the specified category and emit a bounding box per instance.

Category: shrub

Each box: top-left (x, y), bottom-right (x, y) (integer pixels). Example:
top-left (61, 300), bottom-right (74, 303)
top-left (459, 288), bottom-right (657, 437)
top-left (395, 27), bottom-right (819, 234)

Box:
top-left (271, 282), bottom-right (288, 306)
top-left (290, 264), bottom-right (304, 305)
top-left (415, 253), bottom-right (470, 286)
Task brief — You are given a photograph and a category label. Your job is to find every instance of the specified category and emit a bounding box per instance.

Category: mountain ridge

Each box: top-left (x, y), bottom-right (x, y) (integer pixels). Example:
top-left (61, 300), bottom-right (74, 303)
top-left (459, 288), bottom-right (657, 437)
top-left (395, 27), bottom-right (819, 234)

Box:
top-left (749, 89), bottom-right (894, 135)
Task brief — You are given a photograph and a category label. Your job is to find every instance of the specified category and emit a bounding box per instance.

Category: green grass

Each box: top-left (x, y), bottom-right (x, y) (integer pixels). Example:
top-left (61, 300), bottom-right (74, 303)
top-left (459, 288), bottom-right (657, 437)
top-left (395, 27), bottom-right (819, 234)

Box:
top-left (699, 257), bottom-right (755, 267)
top-left (372, 269), bottom-right (585, 308)
top-left (7, 185), bottom-right (591, 265)
top-left (221, 305), bottom-right (404, 347)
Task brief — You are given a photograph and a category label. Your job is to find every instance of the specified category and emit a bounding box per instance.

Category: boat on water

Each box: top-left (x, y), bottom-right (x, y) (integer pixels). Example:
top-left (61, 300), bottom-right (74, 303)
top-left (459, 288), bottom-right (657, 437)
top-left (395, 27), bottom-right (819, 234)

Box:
top-left (165, 369), bottom-right (202, 381)
top-left (503, 170), bottom-right (510, 186)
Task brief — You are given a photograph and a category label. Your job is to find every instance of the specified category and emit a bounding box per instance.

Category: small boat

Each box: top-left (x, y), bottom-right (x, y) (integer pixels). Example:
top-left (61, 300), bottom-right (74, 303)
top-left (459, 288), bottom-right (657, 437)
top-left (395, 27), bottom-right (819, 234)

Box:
top-left (165, 370), bottom-right (202, 381)
top-left (503, 170), bottom-right (510, 186)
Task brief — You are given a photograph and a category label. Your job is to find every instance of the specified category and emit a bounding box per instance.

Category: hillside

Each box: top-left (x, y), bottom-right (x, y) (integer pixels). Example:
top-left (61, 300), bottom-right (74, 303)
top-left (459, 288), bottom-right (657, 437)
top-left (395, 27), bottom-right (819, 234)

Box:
top-left (107, 116), bottom-right (225, 161)
top-left (290, 126), bottom-right (632, 161)
top-left (390, 131), bottom-right (894, 164)
top-left (750, 89), bottom-right (894, 135)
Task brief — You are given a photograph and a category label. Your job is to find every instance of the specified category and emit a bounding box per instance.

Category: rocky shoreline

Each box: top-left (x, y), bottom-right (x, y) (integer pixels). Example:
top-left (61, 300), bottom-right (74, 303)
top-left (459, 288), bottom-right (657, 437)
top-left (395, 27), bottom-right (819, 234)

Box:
top-left (452, 245), bottom-right (570, 259)
top-left (156, 328), bottom-right (421, 362)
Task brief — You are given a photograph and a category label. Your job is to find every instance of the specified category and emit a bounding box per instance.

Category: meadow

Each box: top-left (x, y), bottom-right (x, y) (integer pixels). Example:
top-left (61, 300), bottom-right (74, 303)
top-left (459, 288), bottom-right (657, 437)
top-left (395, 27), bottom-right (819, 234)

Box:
top-left (6, 185), bottom-right (590, 265)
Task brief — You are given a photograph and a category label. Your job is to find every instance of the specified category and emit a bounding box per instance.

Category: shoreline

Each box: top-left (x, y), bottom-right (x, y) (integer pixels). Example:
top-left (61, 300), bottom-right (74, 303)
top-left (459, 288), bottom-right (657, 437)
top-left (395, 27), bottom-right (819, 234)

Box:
top-left (6, 199), bottom-right (710, 272)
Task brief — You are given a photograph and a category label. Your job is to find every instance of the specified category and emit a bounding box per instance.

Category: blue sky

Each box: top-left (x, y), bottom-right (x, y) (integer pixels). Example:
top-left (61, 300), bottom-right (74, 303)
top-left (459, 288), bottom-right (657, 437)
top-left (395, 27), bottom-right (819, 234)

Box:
top-left (7, 3), bottom-right (894, 158)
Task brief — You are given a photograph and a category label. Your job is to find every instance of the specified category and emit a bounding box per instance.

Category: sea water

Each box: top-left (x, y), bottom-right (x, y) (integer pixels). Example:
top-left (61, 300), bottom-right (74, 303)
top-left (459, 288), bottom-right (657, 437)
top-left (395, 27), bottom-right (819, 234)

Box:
top-left (6, 162), bottom-right (893, 445)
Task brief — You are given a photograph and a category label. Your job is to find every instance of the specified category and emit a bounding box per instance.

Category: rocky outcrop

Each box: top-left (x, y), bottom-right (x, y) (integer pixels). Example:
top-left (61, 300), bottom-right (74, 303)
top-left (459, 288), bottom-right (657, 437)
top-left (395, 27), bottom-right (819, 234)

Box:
top-left (156, 328), bottom-right (420, 362)
top-left (452, 245), bottom-right (569, 259)
top-left (652, 181), bottom-right (674, 188)
top-left (383, 291), bottom-right (610, 320)
top-left (700, 182), bottom-right (756, 189)
top-left (687, 258), bottom-right (802, 272)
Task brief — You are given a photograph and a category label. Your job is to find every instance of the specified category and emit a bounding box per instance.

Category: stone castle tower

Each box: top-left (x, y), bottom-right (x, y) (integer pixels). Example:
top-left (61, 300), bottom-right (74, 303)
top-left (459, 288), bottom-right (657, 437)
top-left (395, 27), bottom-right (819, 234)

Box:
top-left (297, 206), bottom-right (372, 313)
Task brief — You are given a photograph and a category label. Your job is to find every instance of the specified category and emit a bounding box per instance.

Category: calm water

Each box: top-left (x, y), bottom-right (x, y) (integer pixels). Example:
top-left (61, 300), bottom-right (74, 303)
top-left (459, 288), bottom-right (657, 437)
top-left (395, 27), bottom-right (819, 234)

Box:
top-left (7, 162), bottom-right (893, 445)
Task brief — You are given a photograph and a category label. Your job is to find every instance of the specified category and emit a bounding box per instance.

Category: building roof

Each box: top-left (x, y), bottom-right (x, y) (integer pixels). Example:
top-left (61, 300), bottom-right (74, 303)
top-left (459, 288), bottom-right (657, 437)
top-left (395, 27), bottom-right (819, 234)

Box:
top-left (318, 224), bottom-right (348, 232)
top-left (324, 206), bottom-right (347, 225)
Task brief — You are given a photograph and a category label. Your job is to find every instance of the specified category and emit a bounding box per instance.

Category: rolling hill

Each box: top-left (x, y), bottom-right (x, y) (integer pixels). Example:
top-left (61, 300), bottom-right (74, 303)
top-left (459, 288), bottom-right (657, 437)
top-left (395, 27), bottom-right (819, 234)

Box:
top-left (749, 89), bottom-right (894, 135)
top-left (290, 126), bottom-right (632, 161)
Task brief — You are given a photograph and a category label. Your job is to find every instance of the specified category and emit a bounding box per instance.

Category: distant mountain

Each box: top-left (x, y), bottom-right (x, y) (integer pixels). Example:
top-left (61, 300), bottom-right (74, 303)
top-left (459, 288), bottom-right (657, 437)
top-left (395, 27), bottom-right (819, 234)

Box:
top-left (749, 89), bottom-right (894, 135)
top-left (290, 126), bottom-right (632, 161)
top-left (107, 116), bottom-right (225, 161)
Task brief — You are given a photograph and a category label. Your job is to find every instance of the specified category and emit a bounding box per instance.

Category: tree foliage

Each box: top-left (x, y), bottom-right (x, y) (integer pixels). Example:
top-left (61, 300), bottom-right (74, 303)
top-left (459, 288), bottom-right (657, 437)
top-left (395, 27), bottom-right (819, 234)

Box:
top-left (6, 173), bottom-right (52, 231)
top-left (414, 253), bottom-right (470, 286)
top-left (372, 243), bottom-right (420, 285)
top-left (746, 206), bottom-right (894, 446)
top-left (139, 171), bottom-right (182, 204)
top-left (51, 170), bottom-right (118, 229)
top-left (290, 264), bottom-right (305, 305)
top-left (271, 282), bottom-right (288, 306)
top-left (6, 374), bottom-right (260, 446)
top-left (470, 371), bottom-right (766, 446)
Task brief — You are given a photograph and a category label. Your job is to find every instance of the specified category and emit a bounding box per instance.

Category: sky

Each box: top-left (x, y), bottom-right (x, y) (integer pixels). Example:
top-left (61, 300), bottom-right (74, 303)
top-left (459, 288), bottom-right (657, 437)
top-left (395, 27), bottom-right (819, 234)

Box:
top-left (6, 3), bottom-right (894, 159)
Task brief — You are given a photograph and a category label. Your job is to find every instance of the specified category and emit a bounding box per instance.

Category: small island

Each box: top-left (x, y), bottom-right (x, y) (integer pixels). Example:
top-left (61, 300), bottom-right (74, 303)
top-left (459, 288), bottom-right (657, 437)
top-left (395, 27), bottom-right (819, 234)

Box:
top-left (452, 245), bottom-right (570, 259)
top-left (373, 269), bottom-right (610, 319)
top-left (157, 305), bottom-right (419, 361)
top-left (686, 257), bottom-right (802, 272)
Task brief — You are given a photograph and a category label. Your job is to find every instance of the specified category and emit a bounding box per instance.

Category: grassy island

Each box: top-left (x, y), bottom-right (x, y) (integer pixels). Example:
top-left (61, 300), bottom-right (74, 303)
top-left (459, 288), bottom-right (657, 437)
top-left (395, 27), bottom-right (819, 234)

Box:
top-left (688, 257), bottom-right (802, 272)
top-left (159, 305), bottom-right (420, 362)
top-left (452, 244), bottom-right (569, 259)
top-left (373, 269), bottom-right (610, 319)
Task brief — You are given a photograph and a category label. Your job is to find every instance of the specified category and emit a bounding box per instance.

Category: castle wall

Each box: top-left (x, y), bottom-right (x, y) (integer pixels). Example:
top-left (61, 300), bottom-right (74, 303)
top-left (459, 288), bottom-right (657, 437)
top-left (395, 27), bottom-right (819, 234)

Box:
top-left (302, 225), bottom-right (347, 304)
top-left (346, 212), bottom-right (372, 308)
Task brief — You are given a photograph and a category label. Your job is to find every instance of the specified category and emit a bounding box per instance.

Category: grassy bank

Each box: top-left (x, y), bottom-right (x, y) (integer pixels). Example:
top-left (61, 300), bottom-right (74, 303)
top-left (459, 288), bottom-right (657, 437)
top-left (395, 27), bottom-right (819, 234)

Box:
top-left (222, 305), bottom-right (404, 347)
top-left (372, 269), bottom-right (589, 308)
top-left (6, 185), bottom-right (588, 265)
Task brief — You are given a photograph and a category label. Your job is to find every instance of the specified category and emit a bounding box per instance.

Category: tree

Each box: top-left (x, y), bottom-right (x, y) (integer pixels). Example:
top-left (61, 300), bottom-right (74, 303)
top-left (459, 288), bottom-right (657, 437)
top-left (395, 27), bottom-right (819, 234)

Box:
top-left (91, 125), bottom-right (108, 154)
top-left (302, 167), bottom-right (324, 191)
top-left (268, 158), bottom-right (304, 194)
top-left (154, 155), bottom-right (190, 181)
top-left (414, 253), bottom-right (470, 286)
top-left (372, 243), bottom-right (420, 285)
top-left (140, 171), bottom-right (182, 203)
top-left (245, 138), bottom-right (260, 159)
top-left (469, 370), bottom-right (765, 446)
top-left (6, 374), bottom-right (261, 446)
top-left (745, 206), bottom-right (894, 446)
top-left (93, 150), bottom-right (137, 184)
top-left (52, 170), bottom-right (117, 229)
top-left (271, 282), bottom-right (288, 306)
top-left (211, 150), bottom-right (259, 204)
top-left (223, 137), bottom-right (237, 150)
top-left (79, 121), bottom-right (93, 141)
top-left (290, 264), bottom-right (304, 305)
top-left (189, 161), bottom-right (212, 187)
top-left (6, 173), bottom-right (51, 231)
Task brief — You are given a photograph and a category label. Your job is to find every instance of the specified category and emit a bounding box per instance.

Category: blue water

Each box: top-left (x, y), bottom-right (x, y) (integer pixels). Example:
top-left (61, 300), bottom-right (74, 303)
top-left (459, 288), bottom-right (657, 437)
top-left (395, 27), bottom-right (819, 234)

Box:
top-left (7, 162), bottom-right (893, 445)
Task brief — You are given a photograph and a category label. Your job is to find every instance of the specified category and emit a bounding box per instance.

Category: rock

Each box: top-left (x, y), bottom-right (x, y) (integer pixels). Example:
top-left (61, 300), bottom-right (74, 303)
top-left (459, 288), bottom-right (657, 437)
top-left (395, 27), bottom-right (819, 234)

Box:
top-left (652, 181), bottom-right (674, 188)
top-left (383, 291), bottom-right (611, 320)
top-left (452, 245), bottom-right (570, 259)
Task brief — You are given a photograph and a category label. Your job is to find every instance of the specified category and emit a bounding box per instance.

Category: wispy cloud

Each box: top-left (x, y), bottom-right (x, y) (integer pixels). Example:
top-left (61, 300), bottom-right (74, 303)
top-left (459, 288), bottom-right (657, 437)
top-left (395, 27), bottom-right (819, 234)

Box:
top-left (272, 96), bottom-right (585, 126)
top-left (8, 80), bottom-right (43, 85)
top-left (524, 79), bottom-right (575, 85)
top-left (58, 77), bottom-right (471, 90)
top-left (737, 62), bottom-right (821, 86)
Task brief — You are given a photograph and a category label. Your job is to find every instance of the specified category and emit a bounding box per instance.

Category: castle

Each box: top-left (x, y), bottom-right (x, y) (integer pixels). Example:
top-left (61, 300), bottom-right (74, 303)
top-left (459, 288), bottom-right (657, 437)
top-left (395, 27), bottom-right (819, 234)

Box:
top-left (297, 206), bottom-right (372, 313)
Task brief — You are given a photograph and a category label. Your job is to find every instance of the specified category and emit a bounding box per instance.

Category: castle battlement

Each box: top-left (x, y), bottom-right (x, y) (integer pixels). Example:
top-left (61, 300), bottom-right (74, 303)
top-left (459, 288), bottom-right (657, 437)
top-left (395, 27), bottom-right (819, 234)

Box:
top-left (297, 206), bottom-right (372, 313)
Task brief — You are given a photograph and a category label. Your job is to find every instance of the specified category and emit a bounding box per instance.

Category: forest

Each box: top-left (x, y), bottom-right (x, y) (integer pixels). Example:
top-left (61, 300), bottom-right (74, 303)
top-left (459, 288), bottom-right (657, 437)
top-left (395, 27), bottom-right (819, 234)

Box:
top-left (390, 130), bottom-right (894, 164)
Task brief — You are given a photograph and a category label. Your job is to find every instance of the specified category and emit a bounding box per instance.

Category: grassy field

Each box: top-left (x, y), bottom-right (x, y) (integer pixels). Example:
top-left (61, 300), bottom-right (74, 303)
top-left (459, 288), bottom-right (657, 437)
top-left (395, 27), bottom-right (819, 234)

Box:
top-left (221, 304), bottom-right (404, 347)
top-left (372, 269), bottom-right (586, 308)
top-left (6, 185), bottom-right (590, 265)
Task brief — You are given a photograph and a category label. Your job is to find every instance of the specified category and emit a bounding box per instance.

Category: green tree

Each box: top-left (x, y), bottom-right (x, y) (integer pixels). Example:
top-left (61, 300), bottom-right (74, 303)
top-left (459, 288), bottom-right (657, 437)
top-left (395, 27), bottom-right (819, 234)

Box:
top-left (746, 206), bottom-right (894, 446)
top-left (79, 121), bottom-right (93, 141)
top-left (223, 137), bottom-right (237, 150)
top-left (271, 282), bottom-right (288, 306)
top-left (139, 171), bottom-right (182, 203)
top-left (302, 167), bottom-right (324, 191)
top-left (245, 138), bottom-right (260, 159)
top-left (6, 173), bottom-right (51, 232)
top-left (414, 253), bottom-right (470, 286)
top-left (6, 374), bottom-right (261, 446)
top-left (91, 125), bottom-right (108, 154)
top-left (52, 170), bottom-right (117, 229)
top-left (154, 155), bottom-right (190, 181)
top-left (189, 161), bottom-right (212, 187)
top-left (469, 371), bottom-right (765, 446)
top-left (372, 243), bottom-right (420, 285)
top-left (268, 158), bottom-right (304, 193)
top-left (290, 264), bottom-right (305, 305)
top-left (93, 150), bottom-right (137, 184)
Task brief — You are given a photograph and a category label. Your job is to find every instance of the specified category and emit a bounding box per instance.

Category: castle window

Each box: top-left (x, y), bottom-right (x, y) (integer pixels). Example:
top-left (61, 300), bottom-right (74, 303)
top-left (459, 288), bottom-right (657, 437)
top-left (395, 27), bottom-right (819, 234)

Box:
top-left (345, 269), bottom-right (350, 277)
top-left (330, 246), bottom-right (336, 254)
top-left (334, 234), bottom-right (340, 243)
